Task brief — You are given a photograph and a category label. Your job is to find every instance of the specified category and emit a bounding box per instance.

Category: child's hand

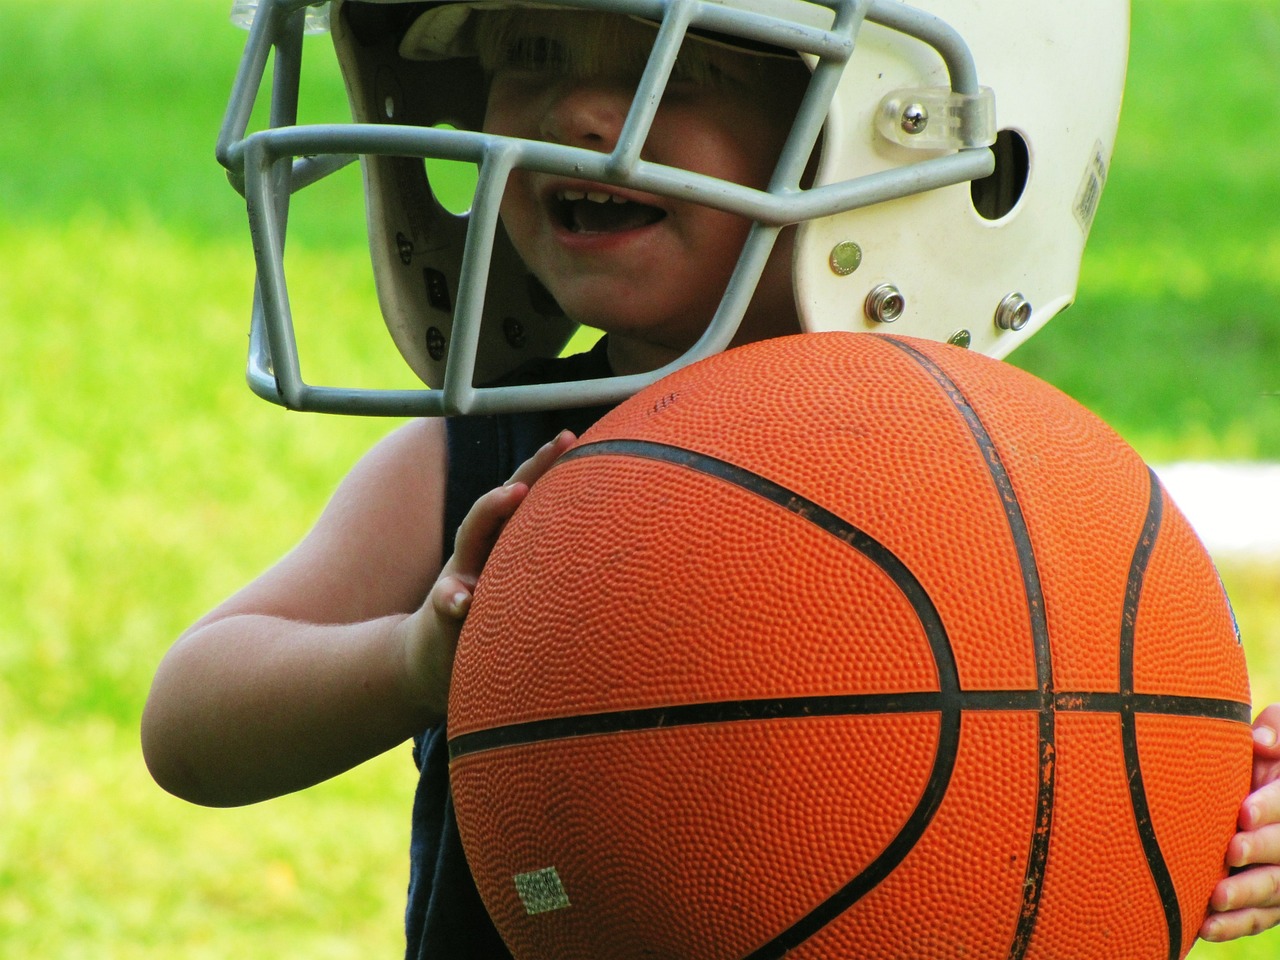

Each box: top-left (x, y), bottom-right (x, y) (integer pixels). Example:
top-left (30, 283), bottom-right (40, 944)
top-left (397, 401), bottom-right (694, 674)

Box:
top-left (1201, 703), bottom-right (1280, 942)
top-left (396, 430), bottom-right (577, 719)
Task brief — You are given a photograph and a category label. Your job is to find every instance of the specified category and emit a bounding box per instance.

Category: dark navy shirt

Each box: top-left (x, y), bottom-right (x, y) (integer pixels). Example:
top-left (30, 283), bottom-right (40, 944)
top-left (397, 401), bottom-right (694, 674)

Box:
top-left (404, 340), bottom-right (615, 959)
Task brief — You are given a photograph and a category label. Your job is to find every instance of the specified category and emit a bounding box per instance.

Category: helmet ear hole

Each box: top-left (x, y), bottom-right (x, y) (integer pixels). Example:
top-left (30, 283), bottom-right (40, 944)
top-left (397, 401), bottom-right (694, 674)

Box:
top-left (971, 129), bottom-right (1029, 221)
top-left (423, 126), bottom-right (480, 215)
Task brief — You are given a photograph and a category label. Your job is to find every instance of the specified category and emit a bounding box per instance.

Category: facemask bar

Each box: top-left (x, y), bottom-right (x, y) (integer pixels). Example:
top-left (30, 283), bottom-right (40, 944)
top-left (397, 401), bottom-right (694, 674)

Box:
top-left (221, 0), bottom-right (995, 416)
top-left (218, 0), bottom-right (355, 197)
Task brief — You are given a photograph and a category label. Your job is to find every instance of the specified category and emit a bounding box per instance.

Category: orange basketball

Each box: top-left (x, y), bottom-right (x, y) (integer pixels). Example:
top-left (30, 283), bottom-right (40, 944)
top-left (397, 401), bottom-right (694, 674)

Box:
top-left (448, 332), bottom-right (1252, 960)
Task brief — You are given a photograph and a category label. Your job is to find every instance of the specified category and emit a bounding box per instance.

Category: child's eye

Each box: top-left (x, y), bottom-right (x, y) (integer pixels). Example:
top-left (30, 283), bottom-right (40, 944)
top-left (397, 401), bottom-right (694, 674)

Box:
top-left (667, 50), bottom-right (736, 90)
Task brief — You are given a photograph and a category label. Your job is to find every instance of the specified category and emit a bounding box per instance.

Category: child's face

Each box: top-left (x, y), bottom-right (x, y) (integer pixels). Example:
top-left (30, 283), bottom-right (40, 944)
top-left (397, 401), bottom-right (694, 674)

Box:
top-left (479, 12), bottom-right (808, 372)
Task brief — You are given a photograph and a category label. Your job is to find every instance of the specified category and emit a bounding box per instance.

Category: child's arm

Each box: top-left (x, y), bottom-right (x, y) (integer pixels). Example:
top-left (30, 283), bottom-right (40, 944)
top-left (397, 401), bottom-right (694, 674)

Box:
top-left (1201, 703), bottom-right (1280, 941)
top-left (140, 419), bottom-right (573, 807)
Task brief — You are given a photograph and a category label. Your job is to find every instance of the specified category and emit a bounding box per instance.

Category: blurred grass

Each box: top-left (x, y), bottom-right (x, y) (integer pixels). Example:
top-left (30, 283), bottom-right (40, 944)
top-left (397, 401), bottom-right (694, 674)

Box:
top-left (1, 0), bottom-right (1279, 956)
top-left (0, 721), bottom-right (412, 958)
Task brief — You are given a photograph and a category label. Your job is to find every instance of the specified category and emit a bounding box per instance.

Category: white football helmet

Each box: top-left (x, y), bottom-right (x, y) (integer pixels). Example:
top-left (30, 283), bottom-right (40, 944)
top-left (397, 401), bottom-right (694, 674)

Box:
top-left (218, 0), bottom-right (1128, 415)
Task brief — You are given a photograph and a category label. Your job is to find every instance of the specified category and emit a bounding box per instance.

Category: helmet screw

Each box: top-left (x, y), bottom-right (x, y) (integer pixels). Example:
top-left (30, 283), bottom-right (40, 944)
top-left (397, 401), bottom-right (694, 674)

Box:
top-left (901, 103), bottom-right (929, 135)
top-left (828, 241), bottom-right (863, 276)
top-left (947, 329), bottom-right (973, 348)
top-left (995, 292), bottom-right (1033, 331)
top-left (865, 284), bottom-right (905, 323)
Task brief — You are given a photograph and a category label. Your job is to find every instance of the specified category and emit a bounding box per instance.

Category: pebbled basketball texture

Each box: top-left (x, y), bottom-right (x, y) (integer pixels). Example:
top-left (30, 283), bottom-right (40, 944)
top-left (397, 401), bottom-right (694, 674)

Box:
top-left (448, 332), bottom-right (1252, 960)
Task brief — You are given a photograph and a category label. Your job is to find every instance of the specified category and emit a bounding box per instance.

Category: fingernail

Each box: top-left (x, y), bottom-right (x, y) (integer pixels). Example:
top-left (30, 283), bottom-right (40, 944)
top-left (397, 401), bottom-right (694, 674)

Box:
top-left (1254, 725), bottom-right (1277, 747)
top-left (451, 592), bottom-right (471, 616)
top-left (1235, 838), bottom-right (1252, 866)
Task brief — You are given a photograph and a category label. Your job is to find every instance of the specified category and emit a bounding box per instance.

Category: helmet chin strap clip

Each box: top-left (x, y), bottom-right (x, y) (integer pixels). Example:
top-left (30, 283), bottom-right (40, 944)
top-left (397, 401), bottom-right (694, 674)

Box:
top-left (876, 86), bottom-right (996, 150)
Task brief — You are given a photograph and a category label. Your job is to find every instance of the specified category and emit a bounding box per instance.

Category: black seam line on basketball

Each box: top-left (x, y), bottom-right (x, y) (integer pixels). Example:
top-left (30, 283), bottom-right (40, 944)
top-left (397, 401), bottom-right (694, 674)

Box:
top-left (447, 693), bottom-right (947, 759)
top-left (1121, 469), bottom-right (1183, 960)
top-left (969, 691), bottom-right (1250, 720)
top-left (539, 436), bottom-right (963, 960)
top-left (1051, 692), bottom-right (1252, 723)
top-left (881, 336), bottom-right (1056, 960)
top-left (447, 689), bottom-right (1252, 760)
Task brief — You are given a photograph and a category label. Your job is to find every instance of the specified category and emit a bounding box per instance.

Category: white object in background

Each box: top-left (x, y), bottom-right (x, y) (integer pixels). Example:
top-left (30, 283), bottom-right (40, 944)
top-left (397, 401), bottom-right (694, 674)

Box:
top-left (1157, 463), bottom-right (1280, 562)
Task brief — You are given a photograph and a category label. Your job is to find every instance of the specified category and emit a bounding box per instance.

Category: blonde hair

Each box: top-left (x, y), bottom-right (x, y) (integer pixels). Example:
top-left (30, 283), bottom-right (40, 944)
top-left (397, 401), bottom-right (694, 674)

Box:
top-left (472, 10), bottom-right (782, 89)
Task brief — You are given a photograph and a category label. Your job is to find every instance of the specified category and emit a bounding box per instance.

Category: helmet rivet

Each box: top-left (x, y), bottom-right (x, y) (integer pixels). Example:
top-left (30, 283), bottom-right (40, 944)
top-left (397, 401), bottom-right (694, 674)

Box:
top-left (995, 292), bottom-right (1033, 331)
top-left (901, 103), bottom-right (929, 135)
top-left (947, 329), bottom-right (973, 348)
top-left (865, 284), bottom-right (905, 323)
top-left (828, 241), bottom-right (863, 276)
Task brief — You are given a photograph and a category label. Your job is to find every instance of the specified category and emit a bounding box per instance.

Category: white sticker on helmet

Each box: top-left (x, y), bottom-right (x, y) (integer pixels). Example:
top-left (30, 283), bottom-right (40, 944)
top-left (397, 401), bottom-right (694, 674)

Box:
top-left (1073, 141), bottom-right (1109, 236)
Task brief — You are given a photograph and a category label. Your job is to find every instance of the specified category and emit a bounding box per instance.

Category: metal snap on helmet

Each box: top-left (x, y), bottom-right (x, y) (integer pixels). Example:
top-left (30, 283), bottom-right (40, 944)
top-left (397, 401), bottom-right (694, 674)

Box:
top-left (217, 0), bottom-right (1128, 415)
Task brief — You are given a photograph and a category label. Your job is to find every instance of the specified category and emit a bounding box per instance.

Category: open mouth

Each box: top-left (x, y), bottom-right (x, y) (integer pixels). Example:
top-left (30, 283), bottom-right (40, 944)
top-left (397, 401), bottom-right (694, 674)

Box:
top-left (554, 189), bottom-right (667, 234)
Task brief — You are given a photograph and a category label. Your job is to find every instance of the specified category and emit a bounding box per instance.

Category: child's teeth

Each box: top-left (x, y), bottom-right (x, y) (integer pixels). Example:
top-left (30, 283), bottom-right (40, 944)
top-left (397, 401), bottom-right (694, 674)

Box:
top-left (558, 189), bottom-right (631, 205)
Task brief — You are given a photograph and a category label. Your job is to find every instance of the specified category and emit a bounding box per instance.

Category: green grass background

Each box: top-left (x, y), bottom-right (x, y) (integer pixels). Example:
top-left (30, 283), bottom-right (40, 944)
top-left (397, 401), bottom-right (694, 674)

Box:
top-left (1, 0), bottom-right (1278, 956)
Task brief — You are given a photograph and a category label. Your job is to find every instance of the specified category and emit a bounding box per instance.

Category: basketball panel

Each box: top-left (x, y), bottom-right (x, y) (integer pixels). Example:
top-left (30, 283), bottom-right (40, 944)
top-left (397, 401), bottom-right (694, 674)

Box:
top-left (452, 454), bottom-right (946, 736)
top-left (452, 715), bottom-right (942, 960)
top-left (784, 711), bottom-right (1041, 960)
top-left (1132, 502), bottom-right (1250, 703)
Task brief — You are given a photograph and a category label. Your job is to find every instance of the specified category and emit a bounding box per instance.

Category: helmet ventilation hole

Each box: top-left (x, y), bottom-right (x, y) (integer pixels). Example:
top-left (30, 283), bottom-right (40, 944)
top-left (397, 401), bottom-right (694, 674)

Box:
top-left (971, 129), bottom-right (1029, 221)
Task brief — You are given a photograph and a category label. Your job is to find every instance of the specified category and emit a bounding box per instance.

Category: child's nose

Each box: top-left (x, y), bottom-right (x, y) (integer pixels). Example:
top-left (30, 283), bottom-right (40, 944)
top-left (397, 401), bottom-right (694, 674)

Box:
top-left (538, 81), bottom-right (631, 151)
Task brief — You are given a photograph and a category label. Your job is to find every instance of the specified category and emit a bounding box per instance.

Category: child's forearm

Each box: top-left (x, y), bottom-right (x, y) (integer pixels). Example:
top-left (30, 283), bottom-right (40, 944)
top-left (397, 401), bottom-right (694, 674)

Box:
top-left (141, 611), bottom-right (438, 807)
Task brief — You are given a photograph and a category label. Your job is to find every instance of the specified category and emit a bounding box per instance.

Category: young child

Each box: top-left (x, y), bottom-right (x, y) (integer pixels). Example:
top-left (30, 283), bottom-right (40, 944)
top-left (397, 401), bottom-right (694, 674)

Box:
top-left (144, 0), bottom-right (1280, 955)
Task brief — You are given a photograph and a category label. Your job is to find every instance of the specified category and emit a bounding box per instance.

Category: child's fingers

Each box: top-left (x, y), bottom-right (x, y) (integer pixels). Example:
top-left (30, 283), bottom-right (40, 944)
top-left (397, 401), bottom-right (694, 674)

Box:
top-left (1240, 779), bottom-right (1280, 834)
top-left (449, 481), bottom-right (530, 577)
top-left (443, 432), bottom-right (575, 592)
top-left (429, 574), bottom-right (474, 623)
top-left (1253, 705), bottom-right (1280, 759)
top-left (507, 430), bottom-right (577, 488)
top-left (1228, 822), bottom-right (1280, 872)
top-left (399, 572), bottom-right (483, 716)
top-left (1200, 903), bottom-right (1280, 943)
top-left (1204, 858), bottom-right (1280, 939)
